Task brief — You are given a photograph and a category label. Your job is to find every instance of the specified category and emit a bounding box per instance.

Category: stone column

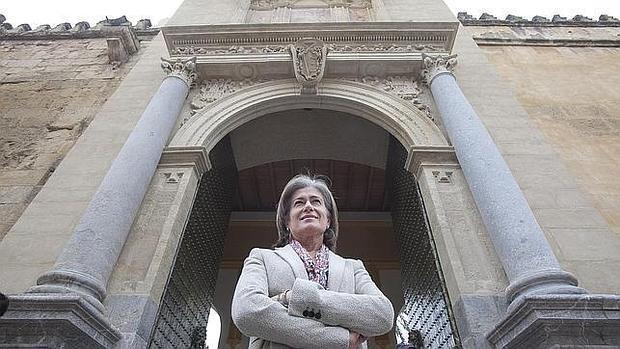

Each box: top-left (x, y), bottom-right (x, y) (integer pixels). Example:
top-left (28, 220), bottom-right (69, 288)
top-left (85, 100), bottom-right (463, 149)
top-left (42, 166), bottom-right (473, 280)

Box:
top-left (29, 57), bottom-right (198, 313)
top-left (420, 54), bottom-right (586, 308)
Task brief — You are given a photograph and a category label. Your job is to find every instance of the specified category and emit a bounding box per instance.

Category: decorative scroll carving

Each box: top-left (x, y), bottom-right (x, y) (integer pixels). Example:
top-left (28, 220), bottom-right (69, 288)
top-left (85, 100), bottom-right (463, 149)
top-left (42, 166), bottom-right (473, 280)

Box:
top-left (173, 45), bottom-right (289, 55)
top-left (161, 57), bottom-right (198, 87)
top-left (250, 0), bottom-right (371, 10)
top-left (329, 43), bottom-right (442, 53)
top-left (355, 76), bottom-right (435, 122)
top-left (421, 53), bottom-right (457, 85)
top-left (185, 79), bottom-right (263, 125)
top-left (290, 38), bottom-right (328, 94)
top-left (173, 43), bottom-right (443, 56)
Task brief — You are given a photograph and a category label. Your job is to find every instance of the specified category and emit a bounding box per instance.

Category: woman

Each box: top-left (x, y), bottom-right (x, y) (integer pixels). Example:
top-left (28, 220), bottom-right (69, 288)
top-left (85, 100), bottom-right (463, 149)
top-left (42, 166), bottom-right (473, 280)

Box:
top-left (232, 174), bottom-right (394, 349)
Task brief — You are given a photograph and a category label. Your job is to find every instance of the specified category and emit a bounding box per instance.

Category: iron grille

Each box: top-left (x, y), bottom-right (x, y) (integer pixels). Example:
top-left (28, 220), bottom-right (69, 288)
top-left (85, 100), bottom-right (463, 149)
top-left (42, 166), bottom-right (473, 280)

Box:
top-left (148, 136), bottom-right (237, 348)
top-left (386, 137), bottom-right (460, 349)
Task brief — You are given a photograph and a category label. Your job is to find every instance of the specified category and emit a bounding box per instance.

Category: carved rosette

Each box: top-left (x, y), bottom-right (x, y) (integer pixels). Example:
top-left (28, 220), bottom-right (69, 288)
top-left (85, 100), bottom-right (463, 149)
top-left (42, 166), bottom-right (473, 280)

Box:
top-left (420, 53), bottom-right (458, 85)
top-left (161, 56), bottom-right (199, 87)
top-left (289, 38), bottom-right (328, 94)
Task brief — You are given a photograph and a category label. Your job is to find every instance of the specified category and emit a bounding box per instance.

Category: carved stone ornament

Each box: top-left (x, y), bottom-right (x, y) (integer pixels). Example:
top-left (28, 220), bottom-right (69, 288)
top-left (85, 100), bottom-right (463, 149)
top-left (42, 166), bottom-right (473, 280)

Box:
top-left (421, 53), bottom-right (457, 85)
top-left (184, 79), bottom-right (264, 126)
top-left (250, 0), bottom-right (371, 10)
top-left (328, 43), bottom-right (441, 53)
top-left (174, 45), bottom-right (289, 55)
top-left (354, 76), bottom-right (435, 122)
top-left (289, 38), bottom-right (328, 94)
top-left (161, 56), bottom-right (199, 87)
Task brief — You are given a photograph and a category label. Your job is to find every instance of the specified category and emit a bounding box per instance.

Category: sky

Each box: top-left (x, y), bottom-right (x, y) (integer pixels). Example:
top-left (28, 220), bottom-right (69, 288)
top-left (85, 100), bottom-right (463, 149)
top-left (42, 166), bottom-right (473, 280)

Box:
top-left (1, 0), bottom-right (619, 28)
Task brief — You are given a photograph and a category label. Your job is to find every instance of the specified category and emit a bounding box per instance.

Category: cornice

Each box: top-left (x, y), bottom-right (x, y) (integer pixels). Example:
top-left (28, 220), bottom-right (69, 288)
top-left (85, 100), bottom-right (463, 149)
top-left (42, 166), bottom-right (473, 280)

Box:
top-left (163, 22), bottom-right (457, 52)
top-left (162, 22), bottom-right (458, 80)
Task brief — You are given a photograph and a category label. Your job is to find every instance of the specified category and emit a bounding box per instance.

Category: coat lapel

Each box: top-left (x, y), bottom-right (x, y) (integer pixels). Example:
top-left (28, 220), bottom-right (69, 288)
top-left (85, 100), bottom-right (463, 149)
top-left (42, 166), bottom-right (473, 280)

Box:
top-left (274, 245), bottom-right (308, 280)
top-left (328, 251), bottom-right (346, 291)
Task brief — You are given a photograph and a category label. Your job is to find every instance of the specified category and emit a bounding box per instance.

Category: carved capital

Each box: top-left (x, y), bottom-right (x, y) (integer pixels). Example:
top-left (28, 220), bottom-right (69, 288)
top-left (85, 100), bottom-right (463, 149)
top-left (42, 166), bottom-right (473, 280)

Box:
top-left (161, 57), bottom-right (199, 87)
top-left (290, 38), bottom-right (328, 95)
top-left (421, 53), bottom-right (457, 85)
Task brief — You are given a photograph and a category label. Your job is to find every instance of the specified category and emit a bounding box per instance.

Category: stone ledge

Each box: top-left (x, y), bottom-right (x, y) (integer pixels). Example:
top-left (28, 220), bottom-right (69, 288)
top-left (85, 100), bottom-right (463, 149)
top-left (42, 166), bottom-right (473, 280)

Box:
top-left (487, 294), bottom-right (620, 348)
top-left (0, 293), bottom-right (122, 348)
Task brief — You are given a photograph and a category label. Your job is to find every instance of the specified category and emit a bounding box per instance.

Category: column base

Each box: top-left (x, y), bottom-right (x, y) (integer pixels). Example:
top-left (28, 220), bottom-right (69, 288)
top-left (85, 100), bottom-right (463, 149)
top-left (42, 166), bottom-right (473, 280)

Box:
top-left (487, 294), bottom-right (620, 348)
top-left (0, 293), bottom-right (122, 348)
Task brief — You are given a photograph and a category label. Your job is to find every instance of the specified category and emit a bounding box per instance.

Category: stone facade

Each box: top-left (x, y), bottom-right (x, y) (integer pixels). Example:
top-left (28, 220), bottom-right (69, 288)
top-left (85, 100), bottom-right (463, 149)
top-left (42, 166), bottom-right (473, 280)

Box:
top-left (0, 3), bottom-right (619, 349)
top-left (461, 19), bottom-right (620, 295)
top-left (0, 16), bottom-right (158, 241)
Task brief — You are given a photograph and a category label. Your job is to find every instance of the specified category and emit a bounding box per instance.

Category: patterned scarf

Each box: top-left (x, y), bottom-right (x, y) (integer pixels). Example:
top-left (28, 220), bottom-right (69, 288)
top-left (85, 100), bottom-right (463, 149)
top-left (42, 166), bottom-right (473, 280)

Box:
top-left (290, 239), bottom-right (330, 289)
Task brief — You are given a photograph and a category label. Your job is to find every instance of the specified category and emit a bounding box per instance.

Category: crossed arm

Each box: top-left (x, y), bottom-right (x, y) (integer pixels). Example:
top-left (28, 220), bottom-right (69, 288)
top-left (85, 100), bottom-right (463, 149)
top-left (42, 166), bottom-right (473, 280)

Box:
top-left (231, 248), bottom-right (394, 348)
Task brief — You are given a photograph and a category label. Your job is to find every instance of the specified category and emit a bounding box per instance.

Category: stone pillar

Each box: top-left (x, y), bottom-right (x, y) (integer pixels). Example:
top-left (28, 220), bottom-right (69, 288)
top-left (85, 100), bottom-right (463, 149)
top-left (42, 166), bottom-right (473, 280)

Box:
top-left (420, 54), bottom-right (586, 307)
top-left (28, 57), bottom-right (198, 312)
top-left (422, 54), bottom-right (620, 348)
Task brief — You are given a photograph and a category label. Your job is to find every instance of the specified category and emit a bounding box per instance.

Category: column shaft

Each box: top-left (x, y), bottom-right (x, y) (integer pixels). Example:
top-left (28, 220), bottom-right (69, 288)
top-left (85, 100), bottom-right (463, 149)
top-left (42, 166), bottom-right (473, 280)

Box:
top-left (31, 58), bottom-right (197, 311)
top-left (423, 56), bottom-right (586, 304)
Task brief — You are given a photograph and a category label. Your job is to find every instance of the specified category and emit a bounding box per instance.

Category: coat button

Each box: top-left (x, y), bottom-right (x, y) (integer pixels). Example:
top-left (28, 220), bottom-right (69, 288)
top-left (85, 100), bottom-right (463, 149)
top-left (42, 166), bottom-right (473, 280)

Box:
top-left (315, 311), bottom-right (321, 319)
top-left (303, 310), bottom-right (309, 317)
top-left (308, 310), bottom-right (315, 318)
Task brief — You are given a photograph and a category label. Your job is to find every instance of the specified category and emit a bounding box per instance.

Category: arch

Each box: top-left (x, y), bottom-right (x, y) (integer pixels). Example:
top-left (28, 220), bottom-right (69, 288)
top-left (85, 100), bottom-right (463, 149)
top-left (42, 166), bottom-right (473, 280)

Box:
top-left (168, 79), bottom-right (448, 164)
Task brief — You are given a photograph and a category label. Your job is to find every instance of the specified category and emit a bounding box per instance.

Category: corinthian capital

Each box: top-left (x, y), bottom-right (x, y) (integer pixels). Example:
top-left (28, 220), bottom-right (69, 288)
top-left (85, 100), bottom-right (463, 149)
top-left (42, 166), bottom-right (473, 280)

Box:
top-left (421, 53), bottom-right (458, 85)
top-left (161, 57), bottom-right (198, 87)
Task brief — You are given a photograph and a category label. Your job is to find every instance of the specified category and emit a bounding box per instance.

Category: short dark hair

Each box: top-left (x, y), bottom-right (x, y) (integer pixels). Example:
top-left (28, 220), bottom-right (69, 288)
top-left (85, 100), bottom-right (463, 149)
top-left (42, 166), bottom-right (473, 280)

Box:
top-left (274, 174), bottom-right (339, 251)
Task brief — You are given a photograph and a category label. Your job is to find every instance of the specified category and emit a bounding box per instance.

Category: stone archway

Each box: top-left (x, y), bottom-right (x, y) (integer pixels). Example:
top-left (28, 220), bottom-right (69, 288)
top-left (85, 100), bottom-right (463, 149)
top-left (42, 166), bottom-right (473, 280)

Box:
top-left (142, 79), bottom-right (467, 348)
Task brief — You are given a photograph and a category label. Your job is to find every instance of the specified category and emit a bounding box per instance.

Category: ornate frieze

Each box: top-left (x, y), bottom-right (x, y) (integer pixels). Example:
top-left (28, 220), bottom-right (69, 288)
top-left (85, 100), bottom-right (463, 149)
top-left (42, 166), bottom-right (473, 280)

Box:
top-left (290, 39), bottom-right (328, 94)
top-left (161, 57), bottom-right (198, 87)
top-left (353, 76), bottom-right (436, 122)
top-left (173, 45), bottom-right (289, 55)
top-left (172, 43), bottom-right (443, 56)
top-left (421, 53), bottom-right (457, 85)
top-left (328, 43), bottom-right (442, 53)
top-left (250, 0), bottom-right (371, 10)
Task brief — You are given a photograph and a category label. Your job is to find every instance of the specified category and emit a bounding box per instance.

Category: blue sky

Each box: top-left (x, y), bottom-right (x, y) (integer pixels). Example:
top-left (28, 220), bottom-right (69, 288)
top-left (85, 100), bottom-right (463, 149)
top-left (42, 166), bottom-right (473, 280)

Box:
top-left (2, 0), bottom-right (619, 28)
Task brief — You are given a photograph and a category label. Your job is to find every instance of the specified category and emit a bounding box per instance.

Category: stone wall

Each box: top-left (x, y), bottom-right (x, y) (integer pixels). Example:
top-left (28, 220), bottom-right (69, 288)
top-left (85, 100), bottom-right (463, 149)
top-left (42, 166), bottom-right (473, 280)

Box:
top-left (0, 17), bottom-right (157, 240)
top-left (461, 19), bottom-right (620, 293)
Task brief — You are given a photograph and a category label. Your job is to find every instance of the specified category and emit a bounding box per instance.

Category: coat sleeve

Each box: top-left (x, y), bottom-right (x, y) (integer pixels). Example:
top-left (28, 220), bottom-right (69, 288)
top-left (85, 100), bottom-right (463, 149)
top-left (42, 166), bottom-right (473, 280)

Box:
top-left (287, 259), bottom-right (394, 338)
top-left (231, 248), bottom-right (350, 349)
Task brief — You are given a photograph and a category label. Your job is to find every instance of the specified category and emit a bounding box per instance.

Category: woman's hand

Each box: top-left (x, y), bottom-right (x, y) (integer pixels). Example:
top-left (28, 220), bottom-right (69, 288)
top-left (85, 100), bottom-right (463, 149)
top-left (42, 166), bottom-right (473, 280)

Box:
top-left (348, 331), bottom-right (367, 349)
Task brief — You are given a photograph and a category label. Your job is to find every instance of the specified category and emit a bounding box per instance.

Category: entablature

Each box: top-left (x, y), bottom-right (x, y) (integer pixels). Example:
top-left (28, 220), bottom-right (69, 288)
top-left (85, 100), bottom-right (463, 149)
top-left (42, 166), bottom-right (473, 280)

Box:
top-left (162, 22), bottom-right (458, 80)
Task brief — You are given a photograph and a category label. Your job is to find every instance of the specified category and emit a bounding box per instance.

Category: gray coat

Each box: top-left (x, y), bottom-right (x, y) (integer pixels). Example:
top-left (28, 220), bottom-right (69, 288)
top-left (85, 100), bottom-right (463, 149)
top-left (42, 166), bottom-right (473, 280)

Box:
top-left (231, 245), bottom-right (395, 349)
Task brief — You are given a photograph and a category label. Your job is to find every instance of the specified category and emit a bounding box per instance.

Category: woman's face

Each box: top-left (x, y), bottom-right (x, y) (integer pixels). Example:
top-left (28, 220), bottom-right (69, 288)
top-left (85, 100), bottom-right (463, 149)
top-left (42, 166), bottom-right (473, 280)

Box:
top-left (287, 186), bottom-right (331, 240)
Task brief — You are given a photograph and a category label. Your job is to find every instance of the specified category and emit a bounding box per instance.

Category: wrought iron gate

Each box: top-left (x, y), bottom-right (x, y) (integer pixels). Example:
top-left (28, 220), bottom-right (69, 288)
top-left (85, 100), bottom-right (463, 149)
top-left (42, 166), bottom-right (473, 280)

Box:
top-left (386, 137), bottom-right (460, 349)
top-left (148, 137), bottom-right (237, 348)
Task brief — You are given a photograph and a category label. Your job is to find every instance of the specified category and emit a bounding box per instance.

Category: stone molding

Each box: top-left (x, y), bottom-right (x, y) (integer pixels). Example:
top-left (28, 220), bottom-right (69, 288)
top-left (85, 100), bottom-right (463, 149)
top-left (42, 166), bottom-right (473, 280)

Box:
top-left (168, 79), bottom-right (447, 174)
top-left (289, 38), bottom-right (327, 94)
top-left (0, 293), bottom-right (122, 348)
top-left (162, 22), bottom-right (458, 57)
top-left (404, 145), bottom-right (458, 179)
top-left (159, 146), bottom-right (211, 176)
top-left (421, 53), bottom-right (457, 85)
top-left (161, 57), bottom-right (199, 87)
top-left (487, 294), bottom-right (620, 348)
